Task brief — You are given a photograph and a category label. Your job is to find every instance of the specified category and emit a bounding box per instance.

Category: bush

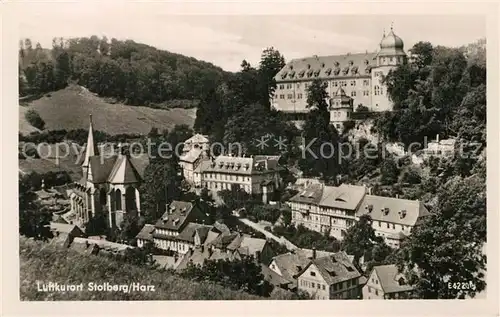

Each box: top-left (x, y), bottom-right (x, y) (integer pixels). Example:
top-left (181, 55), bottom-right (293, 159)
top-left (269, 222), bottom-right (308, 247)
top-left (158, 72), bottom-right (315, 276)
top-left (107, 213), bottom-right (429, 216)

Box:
top-left (25, 109), bottom-right (45, 130)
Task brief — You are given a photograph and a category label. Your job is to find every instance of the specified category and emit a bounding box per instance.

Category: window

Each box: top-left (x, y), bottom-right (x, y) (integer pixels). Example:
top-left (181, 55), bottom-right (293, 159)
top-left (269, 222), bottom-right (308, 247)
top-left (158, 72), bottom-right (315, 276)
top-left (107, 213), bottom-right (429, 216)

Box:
top-left (368, 286), bottom-right (371, 293)
top-left (322, 285), bottom-right (326, 290)
top-left (375, 289), bottom-right (379, 296)
top-left (350, 80), bottom-right (356, 86)
top-left (310, 271), bottom-right (316, 276)
top-left (392, 223), bottom-right (396, 229)
top-left (387, 222), bottom-right (390, 229)
top-left (378, 221), bottom-right (381, 227)
top-left (374, 85), bottom-right (380, 96)
top-left (363, 90), bottom-right (369, 96)
top-left (312, 282), bottom-right (315, 288)
top-left (297, 83), bottom-right (301, 88)
top-left (351, 91), bottom-right (356, 97)
top-left (287, 94), bottom-right (293, 99)
top-left (279, 94), bottom-right (285, 99)
top-left (390, 57), bottom-right (394, 62)
top-left (279, 84), bottom-right (284, 89)
top-left (363, 79), bottom-right (369, 86)
top-left (297, 93), bottom-right (303, 99)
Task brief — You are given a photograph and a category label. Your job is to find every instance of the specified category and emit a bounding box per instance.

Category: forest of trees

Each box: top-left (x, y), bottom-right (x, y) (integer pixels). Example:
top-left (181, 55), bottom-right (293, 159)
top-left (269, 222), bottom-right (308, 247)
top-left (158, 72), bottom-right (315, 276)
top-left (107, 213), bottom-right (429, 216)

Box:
top-left (19, 36), bottom-right (228, 106)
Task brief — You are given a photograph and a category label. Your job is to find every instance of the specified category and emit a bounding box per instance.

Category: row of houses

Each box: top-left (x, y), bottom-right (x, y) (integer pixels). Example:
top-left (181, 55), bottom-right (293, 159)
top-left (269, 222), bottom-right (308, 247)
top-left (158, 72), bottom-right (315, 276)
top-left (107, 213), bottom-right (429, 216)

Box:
top-left (267, 247), bottom-right (413, 300)
top-left (288, 183), bottom-right (431, 247)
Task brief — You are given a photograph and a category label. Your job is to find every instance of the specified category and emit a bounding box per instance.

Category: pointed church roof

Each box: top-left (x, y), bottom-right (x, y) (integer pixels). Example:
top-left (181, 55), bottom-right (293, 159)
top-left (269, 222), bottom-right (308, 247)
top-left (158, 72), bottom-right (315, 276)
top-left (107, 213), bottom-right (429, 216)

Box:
top-left (107, 153), bottom-right (142, 184)
top-left (82, 114), bottom-right (99, 168)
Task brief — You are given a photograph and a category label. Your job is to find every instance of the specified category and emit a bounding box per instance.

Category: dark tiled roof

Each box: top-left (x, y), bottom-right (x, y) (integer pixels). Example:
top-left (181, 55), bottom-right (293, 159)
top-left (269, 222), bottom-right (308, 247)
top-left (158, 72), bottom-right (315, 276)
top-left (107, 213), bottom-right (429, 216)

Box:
top-left (177, 223), bottom-right (212, 243)
top-left (261, 264), bottom-right (293, 288)
top-left (373, 264), bottom-right (414, 294)
top-left (275, 52), bottom-right (377, 82)
top-left (289, 183), bottom-right (324, 205)
top-left (271, 252), bottom-right (311, 284)
top-left (300, 251), bottom-right (361, 285)
top-left (202, 155), bottom-right (282, 176)
top-left (154, 201), bottom-right (206, 231)
top-left (88, 155), bottom-right (118, 183)
top-left (49, 222), bottom-right (83, 235)
top-left (136, 224), bottom-right (155, 241)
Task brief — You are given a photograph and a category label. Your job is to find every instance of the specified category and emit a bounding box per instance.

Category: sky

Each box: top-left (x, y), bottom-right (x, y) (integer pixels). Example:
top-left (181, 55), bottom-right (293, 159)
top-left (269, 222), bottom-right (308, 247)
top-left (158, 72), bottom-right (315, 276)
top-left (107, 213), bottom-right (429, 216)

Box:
top-left (18, 3), bottom-right (486, 72)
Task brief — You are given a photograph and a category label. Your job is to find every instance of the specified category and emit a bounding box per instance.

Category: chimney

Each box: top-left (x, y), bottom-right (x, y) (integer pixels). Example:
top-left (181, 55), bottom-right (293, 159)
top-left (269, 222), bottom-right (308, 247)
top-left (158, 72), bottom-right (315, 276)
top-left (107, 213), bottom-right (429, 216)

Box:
top-left (436, 134), bottom-right (439, 143)
top-left (312, 247), bottom-right (317, 259)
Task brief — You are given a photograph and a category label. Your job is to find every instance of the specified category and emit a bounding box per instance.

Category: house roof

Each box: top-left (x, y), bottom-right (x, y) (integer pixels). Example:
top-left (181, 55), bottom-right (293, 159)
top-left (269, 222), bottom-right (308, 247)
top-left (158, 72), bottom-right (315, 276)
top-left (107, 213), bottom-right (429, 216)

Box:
top-left (300, 251), bottom-right (361, 285)
top-left (72, 237), bottom-right (133, 252)
top-left (229, 236), bottom-right (267, 256)
top-left (275, 52), bottom-right (378, 82)
top-left (152, 255), bottom-right (184, 270)
top-left (356, 195), bottom-right (431, 226)
top-left (387, 231), bottom-right (407, 240)
top-left (261, 264), bottom-right (293, 288)
top-left (319, 184), bottom-right (366, 210)
top-left (373, 264), bottom-right (414, 294)
top-left (107, 154), bottom-right (142, 184)
top-left (49, 222), bottom-right (83, 235)
top-left (135, 224), bottom-right (155, 241)
top-left (184, 134), bottom-right (209, 145)
top-left (180, 148), bottom-right (203, 163)
top-left (289, 183), bottom-right (324, 205)
top-left (202, 155), bottom-right (281, 176)
top-left (176, 223), bottom-right (212, 244)
top-left (271, 252), bottom-right (311, 284)
top-left (208, 232), bottom-right (241, 249)
top-left (295, 248), bottom-right (336, 259)
top-left (154, 201), bottom-right (202, 231)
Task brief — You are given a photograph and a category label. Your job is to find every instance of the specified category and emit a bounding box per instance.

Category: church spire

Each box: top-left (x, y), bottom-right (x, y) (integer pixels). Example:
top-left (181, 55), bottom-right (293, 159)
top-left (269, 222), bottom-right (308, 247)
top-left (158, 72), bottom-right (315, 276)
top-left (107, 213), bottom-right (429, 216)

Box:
top-left (82, 114), bottom-right (98, 169)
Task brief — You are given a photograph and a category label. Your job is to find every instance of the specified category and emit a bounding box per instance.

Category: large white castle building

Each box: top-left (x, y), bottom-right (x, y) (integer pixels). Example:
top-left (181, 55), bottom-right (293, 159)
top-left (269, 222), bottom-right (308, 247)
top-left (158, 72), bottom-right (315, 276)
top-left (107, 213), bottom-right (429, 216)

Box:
top-left (271, 27), bottom-right (407, 124)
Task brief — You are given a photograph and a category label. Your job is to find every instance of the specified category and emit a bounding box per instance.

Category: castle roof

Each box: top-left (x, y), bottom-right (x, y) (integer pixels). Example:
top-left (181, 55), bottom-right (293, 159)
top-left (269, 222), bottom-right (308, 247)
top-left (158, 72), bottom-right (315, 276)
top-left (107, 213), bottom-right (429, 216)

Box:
top-left (377, 27), bottom-right (406, 57)
top-left (275, 52), bottom-right (377, 82)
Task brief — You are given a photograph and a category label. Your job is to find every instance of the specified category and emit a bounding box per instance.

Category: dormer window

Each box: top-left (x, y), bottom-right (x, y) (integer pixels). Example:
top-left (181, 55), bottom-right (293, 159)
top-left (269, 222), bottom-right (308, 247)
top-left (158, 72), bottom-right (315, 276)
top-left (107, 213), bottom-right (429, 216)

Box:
top-left (307, 69), bottom-right (314, 77)
top-left (383, 208), bottom-right (390, 215)
top-left (365, 204), bottom-right (373, 212)
top-left (289, 71), bottom-right (295, 78)
top-left (321, 63), bottom-right (325, 68)
top-left (399, 210), bottom-right (407, 218)
top-left (325, 68), bottom-right (332, 76)
top-left (342, 66), bottom-right (349, 75)
top-left (307, 64), bottom-right (311, 69)
top-left (364, 59), bottom-right (369, 65)
top-left (289, 64), bottom-right (294, 70)
top-left (335, 61), bottom-right (340, 67)
top-left (313, 69), bottom-right (320, 77)
top-left (298, 70), bottom-right (305, 78)
top-left (349, 60), bottom-right (354, 66)
top-left (334, 68), bottom-right (341, 76)
top-left (351, 66), bottom-right (358, 74)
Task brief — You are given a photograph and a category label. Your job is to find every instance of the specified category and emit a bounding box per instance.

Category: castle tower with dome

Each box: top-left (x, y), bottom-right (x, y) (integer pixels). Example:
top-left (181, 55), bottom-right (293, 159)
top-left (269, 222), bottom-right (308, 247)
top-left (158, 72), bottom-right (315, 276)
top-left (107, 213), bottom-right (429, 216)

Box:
top-left (272, 26), bottom-right (407, 120)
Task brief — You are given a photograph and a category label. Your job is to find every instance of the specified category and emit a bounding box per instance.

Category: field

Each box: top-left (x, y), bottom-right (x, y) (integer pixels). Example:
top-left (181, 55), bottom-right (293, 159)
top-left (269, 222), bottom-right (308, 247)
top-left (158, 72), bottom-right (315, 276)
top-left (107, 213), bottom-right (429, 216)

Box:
top-left (20, 237), bottom-right (269, 301)
top-left (19, 85), bottom-right (197, 135)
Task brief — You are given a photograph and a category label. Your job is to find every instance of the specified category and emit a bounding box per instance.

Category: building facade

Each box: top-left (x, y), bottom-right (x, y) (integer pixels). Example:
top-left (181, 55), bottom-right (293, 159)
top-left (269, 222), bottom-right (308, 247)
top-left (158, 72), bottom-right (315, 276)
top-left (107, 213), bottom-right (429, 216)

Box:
top-left (296, 251), bottom-right (362, 300)
top-left (272, 27), bottom-right (407, 117)
top-left (289, 183), bottom-right (430, 244)
top-left (200, 155), bottom-right (283, 203)
top-left (69, 115), bottom-right (146, 230)
top-left (329, 87), bottom-right (354, 131)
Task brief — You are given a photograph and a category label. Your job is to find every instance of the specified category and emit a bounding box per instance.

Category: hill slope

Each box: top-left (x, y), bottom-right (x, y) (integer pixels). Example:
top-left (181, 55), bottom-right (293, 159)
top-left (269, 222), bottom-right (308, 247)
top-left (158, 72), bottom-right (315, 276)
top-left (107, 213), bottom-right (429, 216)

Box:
top-left (19, 85), bottom-right (196, 135)
top-left (20, 237), bottom-right (266, 301)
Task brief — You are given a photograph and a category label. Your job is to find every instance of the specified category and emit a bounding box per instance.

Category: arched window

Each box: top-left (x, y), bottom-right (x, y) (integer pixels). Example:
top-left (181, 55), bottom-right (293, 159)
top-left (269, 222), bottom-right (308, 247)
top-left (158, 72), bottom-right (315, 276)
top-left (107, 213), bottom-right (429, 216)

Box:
top-left (125, 187), bottom-right (137, 212)
top-left (99, 188), bottom-right (107, 206)
top-left (115, 189), bottom-right (122, 210)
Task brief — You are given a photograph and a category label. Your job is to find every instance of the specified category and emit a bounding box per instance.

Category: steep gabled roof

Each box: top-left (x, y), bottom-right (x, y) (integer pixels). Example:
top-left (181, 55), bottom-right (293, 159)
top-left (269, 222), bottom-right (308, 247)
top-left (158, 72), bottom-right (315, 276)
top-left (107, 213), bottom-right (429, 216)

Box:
top-left (298, 251), bottom-right (361, 285)
top-left (88, 155), bottom-right (118, 184)
top-left (372, 264), bottom-right (414, 294)
top-left (107, 154), bottom-right (142, 184)
top-left (135, 224), bottom-right (155, 241)
top-left (82, 114), bottom-right (99, 168)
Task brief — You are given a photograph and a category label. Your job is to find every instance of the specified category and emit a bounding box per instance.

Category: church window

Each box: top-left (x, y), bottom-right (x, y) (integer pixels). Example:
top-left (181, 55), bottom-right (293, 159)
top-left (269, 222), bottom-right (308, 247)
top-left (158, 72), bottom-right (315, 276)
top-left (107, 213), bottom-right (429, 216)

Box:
top-left (115, 189), bottom-right (122, 210)
top-left (99, 188), bottom-right (107, 206)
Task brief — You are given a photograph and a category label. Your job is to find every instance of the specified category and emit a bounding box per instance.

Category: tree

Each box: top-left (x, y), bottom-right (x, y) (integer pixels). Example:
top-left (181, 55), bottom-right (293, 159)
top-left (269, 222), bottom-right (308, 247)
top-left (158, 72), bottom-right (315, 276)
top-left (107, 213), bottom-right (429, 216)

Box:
top-left (19, 176), bottom-right (53, 240)
top-left (396, 175), bottom-right (486, 298)
top-left (25, 109), bottom-right (45, 130)
top-left (341, 214), bottom-right (382, 269)
top-left (258, 47), bottom-right (286, 107)
top-left (380, 158), bottom-right (400, 185)
top-left (299, 79), bottom-right (340, 182)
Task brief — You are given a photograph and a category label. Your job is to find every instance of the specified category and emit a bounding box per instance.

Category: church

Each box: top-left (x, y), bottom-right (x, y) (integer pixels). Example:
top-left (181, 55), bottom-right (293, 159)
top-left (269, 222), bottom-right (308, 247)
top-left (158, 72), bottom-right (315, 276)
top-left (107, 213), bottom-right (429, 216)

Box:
top-left (69, 115), bottom-right (147, 229)
top-left (271, 26), bottom-right (407, 121)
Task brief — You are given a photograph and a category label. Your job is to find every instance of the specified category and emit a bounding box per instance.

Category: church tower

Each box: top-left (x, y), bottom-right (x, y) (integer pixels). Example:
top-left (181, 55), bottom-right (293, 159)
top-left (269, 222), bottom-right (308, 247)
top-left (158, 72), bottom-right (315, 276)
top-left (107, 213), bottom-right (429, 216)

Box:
top-left (82, 114), bottom-right (99, 180)
top-left (371, 24), bottom-right (407, 111)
